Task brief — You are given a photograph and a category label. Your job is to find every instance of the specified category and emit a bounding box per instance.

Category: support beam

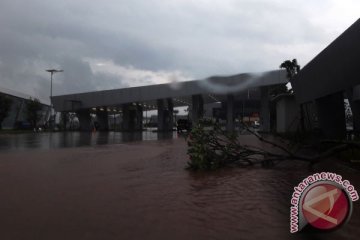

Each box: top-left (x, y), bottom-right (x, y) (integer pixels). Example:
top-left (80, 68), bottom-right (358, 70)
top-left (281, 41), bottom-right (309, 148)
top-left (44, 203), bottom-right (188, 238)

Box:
top-left (96, 110), bottom-right (109, 131)
top-left (121, 103), bottom-right (135, 131)
top-left (157, 98), bottom-right (174, 131)
top-left (61, 112), bottom-right (68, 130)
top-left (191, 94), bottom-right (204, 125)
top-left (76, 109), bottom-right (92, 131)
top-left (226, 94), bottom-right (235, 131)
top-left (135, 105), bottom-right (143, 131)
top-left (260, 86), bottom-right (270, 132)
top-left (167, 98), bottom-right (174, 131)
top-left (157, 99), bottom-right (165, 131)
top-left (316, 91), bottom-right (346, 139)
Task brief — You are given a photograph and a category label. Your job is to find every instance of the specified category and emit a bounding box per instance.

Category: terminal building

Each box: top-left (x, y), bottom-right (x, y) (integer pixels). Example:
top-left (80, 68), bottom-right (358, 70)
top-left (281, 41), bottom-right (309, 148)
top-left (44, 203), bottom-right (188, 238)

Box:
top-left (3, 19), bottom-right (360, 138)
top-left (52, 70), bottom-right (287, 132)
top-left (0, 87), bottom-right (50, 130)
top-left (51, 18), bottom-right (360, 137)
top-left (291, 18), bottom-right (360, 138)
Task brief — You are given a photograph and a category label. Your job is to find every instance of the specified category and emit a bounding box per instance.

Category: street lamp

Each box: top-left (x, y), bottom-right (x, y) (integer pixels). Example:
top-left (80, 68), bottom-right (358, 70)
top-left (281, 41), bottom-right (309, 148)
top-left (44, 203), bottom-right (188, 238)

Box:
top-left (46, 69), bottom-right (64, 129)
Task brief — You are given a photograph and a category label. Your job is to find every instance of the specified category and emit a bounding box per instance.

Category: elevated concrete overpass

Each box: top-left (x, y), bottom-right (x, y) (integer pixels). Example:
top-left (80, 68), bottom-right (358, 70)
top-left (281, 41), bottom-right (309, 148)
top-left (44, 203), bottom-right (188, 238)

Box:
top-left (52, 70), bottom-right (287, 131)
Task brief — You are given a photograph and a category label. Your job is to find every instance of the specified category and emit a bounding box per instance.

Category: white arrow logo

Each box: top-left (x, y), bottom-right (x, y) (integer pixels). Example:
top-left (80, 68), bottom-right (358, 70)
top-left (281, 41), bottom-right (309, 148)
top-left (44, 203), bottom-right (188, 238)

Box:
top-left (303, 188), bottom-right (338, 224)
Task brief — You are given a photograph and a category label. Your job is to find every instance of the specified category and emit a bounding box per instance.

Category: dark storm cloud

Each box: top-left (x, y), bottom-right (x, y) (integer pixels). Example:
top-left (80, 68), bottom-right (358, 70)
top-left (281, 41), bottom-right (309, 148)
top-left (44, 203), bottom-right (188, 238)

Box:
top-left (0, 0), bottom-right (359, 102)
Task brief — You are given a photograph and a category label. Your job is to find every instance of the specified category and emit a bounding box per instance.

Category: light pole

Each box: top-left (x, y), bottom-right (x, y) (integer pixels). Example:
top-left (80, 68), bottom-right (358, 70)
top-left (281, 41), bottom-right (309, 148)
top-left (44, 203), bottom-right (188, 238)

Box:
top-left (46, 69), bottom-right (64, 129)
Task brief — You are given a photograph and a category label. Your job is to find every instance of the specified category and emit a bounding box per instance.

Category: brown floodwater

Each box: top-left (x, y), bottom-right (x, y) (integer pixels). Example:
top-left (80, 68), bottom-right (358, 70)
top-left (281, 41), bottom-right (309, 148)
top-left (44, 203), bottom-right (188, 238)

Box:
top-left (0, 130), bottom-right (177, 151)
top-left (0, 135), bottom-right (359, 239)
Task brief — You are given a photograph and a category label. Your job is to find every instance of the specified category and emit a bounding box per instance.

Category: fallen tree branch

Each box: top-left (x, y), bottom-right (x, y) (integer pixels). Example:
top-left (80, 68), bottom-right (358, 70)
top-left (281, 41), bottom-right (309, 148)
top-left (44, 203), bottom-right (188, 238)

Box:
top-left (186, 120), bottom-right (360, 170)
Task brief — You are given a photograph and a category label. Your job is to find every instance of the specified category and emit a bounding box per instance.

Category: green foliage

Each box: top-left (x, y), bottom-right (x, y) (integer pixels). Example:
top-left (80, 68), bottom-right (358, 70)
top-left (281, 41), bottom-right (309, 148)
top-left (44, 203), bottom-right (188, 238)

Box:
top-left (0, 94), bottom-right (13, 129)
top-left (280, 59), bottom-right (301, 81)
top-left (268, 59), bottom-right (301, 97)
top-left (26, 98), bottom-right (43, 128)
top-left (186, 120), bottom-right (253, 170)
top-left (187, 121), bottom-right (222, 170)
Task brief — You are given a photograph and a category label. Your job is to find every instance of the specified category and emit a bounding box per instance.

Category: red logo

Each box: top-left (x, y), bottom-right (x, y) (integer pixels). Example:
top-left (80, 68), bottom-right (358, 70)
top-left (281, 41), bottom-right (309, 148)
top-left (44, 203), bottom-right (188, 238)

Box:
top-left (302, 183), bottom-right (350, 230)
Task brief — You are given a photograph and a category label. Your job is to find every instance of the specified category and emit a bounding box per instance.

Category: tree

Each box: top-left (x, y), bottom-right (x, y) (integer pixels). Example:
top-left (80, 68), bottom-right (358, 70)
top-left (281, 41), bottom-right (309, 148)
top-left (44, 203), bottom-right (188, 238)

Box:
top-left (280, 59), bottom-right (301, 81)
top-left (269, 59), bottom-right (300, 97)
top-left (0, 94), bottom-right (13, 129)
top-left (26, 98), bottom-right (43, 129)
top-left (186, 120), bottom-right (360, 170)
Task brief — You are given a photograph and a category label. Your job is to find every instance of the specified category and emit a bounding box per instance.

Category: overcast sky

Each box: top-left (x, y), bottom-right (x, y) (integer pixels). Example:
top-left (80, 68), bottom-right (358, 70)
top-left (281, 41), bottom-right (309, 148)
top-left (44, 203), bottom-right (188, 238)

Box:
top-left (0, 0), bottom-right (359, 103)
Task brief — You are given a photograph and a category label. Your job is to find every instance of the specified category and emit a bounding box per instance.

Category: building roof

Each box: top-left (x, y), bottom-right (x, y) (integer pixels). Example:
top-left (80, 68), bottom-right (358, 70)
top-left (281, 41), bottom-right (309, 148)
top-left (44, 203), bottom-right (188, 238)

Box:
top-left (0, 86), bottom-right (49, 105)
top-left (52, 69), bottom-right (287, 112)
top-left (292, 18), bottom-right (360, 103)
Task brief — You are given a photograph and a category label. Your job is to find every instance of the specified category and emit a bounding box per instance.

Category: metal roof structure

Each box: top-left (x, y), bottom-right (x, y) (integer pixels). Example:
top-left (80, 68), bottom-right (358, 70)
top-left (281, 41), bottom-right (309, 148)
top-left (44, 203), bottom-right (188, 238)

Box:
top-left (0, 86), bottom-right (49, 105)
top-left (52, 70), bottom-right (287, 112)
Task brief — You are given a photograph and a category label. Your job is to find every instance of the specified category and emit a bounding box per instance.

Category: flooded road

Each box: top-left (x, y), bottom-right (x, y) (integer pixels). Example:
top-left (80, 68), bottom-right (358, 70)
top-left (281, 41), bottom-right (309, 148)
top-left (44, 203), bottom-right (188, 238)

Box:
top-left (0, 135), bottom-right (359, 239)
top-left (0, 130), bottom-right (177, 151)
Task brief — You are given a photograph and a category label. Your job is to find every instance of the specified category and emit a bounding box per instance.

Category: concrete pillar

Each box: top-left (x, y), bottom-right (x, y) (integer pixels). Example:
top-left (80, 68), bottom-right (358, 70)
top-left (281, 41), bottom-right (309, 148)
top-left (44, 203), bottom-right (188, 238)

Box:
top-left (275, 96), bottom-right (300, 133)
top-left (260, 86), bottom-right (271, 132)
top-left (315, 92), bottom-right (346, 139)
top-left (121, 103), bottom-right (135, 131)
top-left (226, 94), bottom-right (235, 131)
top-left (135, 105), bottom-right (143, 131)
top-left (157, 99), bottom-right (165, 131)
top-left (76, 109), bottom-right (92, 131)
top-left (191, 94), bottom-right (204, 125)
top-left (96, 110), bottom-right (109, 131)
top-left (61, 111), bottom-right (68, 130)
top-left (157, 99), bottom-right (174, 131)
top-left (167, 98), bottom-right (174, 131)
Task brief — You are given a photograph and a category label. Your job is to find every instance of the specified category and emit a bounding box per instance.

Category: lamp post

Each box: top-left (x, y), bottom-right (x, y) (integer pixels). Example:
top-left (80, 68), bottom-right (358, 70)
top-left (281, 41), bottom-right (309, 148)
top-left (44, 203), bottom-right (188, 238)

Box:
top-left (46, 69), bottom-right (63, 129)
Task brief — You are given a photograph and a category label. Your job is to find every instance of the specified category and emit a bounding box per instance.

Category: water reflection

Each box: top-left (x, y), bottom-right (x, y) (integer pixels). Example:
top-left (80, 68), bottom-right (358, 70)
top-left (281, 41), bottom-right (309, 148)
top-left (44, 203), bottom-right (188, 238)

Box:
top-left (0, 132), bottom-right (359, 239)
top-left (0, 130), bottom-right (178, 151)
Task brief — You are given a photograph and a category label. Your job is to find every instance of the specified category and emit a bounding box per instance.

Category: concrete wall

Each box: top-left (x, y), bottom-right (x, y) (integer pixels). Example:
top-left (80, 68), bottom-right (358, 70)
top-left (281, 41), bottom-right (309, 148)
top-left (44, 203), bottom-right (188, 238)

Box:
top-left (315, 92), bottom-right (346, 139)
top-left (276, 96), bottom-right (300, 133)
top-left (260, 87), bottom-right (270, 132)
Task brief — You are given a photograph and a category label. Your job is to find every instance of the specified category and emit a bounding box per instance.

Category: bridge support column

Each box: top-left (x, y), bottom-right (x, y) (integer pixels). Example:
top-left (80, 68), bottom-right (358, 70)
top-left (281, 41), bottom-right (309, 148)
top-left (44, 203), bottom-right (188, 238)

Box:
top-left (157, 99), bottom-right (165, 131)
top-left (96, 110), bottom-right (109, 131)
top-left (122, 104), bottom-right (134, 131)
top-left (121, 104), bottom-right (142, 131)
top-left (121, 104), bottom-right (130, 130)
top-left (60, 111), bottom-right (68, 130)
top-left (191, 94), bottom-right (204, 125)
top-left (157, 98), bottom-right (174, 131)
top-left (76, 109), bottom-right (92, 131)
top-left (260, 86), bottom-right (271, 132)
top-left (135, 105), bottom-right (143, 131)
top-left (167, 98), bottom-right (174, 131)
top-left (316, 91), bottom-right (346, 139)
top-left (226, 94), bottom-right (235, 131)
